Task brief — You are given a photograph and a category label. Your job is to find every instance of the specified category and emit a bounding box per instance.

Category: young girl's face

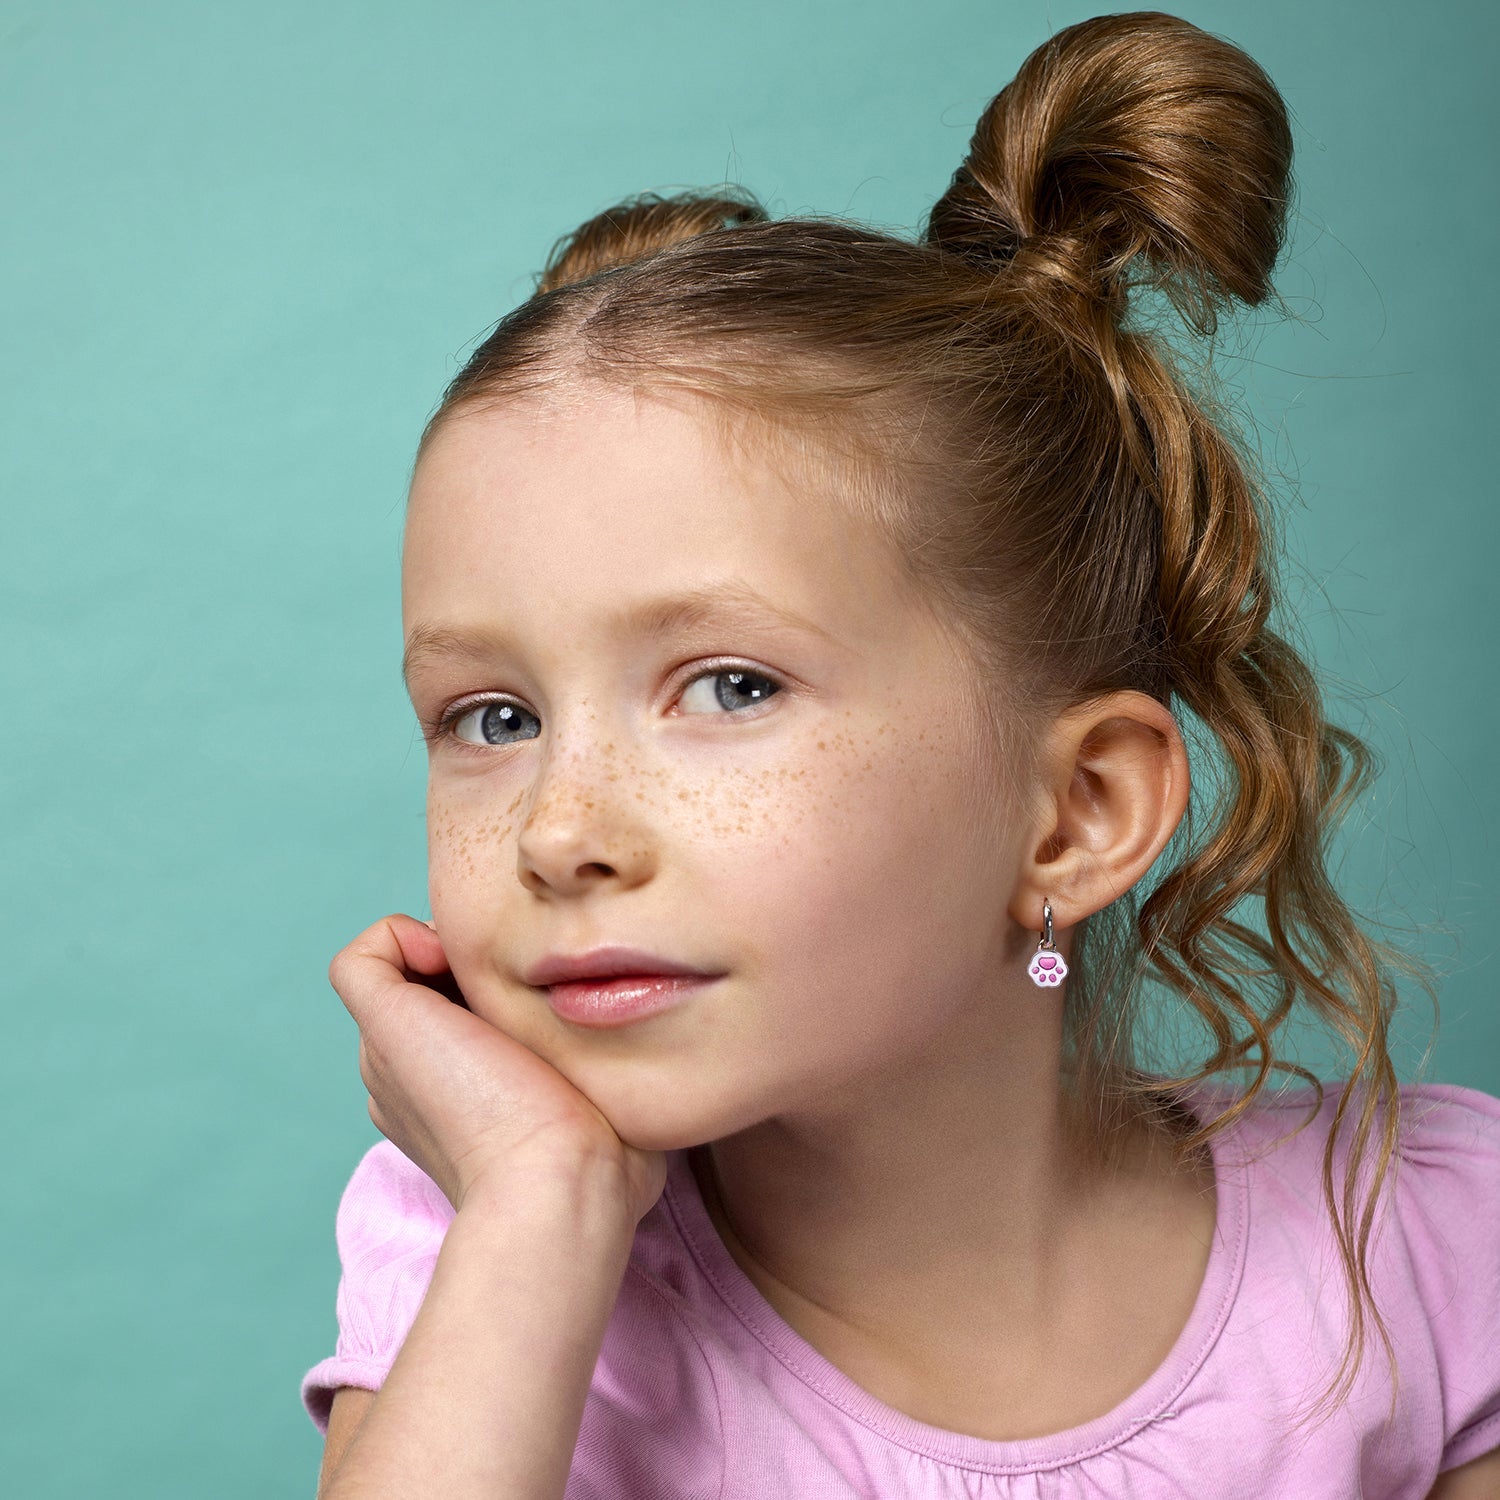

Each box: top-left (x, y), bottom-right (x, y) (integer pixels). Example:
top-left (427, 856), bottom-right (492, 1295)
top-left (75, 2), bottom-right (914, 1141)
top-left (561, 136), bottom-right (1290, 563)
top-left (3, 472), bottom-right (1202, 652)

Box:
top-left (402, 383), bottom-right (1036, 1151)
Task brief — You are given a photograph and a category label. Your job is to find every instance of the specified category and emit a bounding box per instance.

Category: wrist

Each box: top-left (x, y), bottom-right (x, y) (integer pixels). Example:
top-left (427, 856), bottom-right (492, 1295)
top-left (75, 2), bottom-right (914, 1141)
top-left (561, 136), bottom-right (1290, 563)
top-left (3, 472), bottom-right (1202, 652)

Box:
top-left (457, 1146), bottom-right (637, 1240)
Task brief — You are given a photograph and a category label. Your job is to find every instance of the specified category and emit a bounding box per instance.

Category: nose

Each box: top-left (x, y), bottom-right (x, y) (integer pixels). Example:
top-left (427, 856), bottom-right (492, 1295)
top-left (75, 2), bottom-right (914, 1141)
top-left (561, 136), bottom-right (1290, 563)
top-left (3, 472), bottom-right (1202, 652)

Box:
top-left (515, 730), bottom-right (654, 898)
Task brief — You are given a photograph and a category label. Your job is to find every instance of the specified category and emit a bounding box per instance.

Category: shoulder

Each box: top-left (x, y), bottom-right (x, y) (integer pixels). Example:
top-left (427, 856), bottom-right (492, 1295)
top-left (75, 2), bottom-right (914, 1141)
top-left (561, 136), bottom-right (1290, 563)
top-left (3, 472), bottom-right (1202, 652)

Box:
top-left (1393, 1080), bottom-right (1500, 1175)
top-left (1213, 1073), bottom-right (1500, 1269)
top-left (300, 1139), bottom-right (455, 1434)
top-left (1230, 1080), bottom-right (1500, 1476)
top-left (1199, 1074), bottom-right (1500, 1189)
top-left (332, 1137), bottom-right (455, 1256)
top-left (1388, 1083), bottom-right (1500, 1474)
top-left (1196, 1077), bottom-right (1500, 1480)
top-left (1386, 1081), bottom-right (1500, 1313)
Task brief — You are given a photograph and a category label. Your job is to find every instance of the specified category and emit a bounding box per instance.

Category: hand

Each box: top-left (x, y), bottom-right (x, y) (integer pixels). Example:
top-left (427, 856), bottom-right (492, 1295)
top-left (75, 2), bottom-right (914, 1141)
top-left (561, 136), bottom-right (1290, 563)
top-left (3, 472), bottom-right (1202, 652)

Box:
top-left (328, 914), bottom-right (668, 1225)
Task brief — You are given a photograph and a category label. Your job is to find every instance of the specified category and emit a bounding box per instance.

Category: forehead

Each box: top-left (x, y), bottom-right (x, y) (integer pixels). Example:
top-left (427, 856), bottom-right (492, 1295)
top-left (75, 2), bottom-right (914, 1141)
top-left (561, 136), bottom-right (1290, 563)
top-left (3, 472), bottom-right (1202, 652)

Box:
top-left (401, 386), bottom-right (921, 644)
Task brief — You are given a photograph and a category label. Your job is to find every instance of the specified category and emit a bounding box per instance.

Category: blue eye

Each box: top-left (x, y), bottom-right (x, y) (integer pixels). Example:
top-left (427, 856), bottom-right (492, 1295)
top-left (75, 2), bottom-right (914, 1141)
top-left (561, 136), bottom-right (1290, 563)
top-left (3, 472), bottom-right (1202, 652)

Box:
top-left (448, 700), bottom-right (540, 748)
top-left (431, 664), bottom-right (784, 752)
top-left (677, 666), bottom-right (782, 715)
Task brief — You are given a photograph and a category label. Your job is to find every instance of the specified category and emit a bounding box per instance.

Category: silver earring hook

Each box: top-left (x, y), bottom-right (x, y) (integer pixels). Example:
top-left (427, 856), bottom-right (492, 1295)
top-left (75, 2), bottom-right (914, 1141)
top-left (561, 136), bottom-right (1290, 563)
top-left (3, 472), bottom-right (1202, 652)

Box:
top-left (1028, 899), bottom-right (1068, 987)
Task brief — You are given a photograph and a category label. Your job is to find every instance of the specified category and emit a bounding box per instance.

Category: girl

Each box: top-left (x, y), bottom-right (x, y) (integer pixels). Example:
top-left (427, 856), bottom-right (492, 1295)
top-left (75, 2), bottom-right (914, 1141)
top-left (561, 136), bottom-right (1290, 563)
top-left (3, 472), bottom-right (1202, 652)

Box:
top-left (300, 12), bottom-right (1500, 1498)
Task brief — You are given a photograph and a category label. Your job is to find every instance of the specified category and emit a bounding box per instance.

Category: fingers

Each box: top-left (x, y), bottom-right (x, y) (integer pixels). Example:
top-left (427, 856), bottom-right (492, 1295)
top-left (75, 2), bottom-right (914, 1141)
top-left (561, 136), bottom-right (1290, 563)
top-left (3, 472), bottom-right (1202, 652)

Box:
top-left (389, 913), bottom-right (449, 975)
top-left (328, 914), bottom-right (451, 1028)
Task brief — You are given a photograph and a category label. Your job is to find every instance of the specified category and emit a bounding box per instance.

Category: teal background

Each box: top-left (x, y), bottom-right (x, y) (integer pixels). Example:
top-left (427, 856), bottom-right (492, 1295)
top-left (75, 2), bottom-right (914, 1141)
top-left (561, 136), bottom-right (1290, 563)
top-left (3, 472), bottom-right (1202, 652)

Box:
top-left (2, 0), bottom-right (1494, 1492)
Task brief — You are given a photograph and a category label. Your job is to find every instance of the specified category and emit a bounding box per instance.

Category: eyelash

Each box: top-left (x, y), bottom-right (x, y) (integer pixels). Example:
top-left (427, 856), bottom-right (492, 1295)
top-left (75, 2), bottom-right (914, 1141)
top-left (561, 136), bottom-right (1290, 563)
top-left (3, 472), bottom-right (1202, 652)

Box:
top-left (423, 659), bottom-right (786, 755)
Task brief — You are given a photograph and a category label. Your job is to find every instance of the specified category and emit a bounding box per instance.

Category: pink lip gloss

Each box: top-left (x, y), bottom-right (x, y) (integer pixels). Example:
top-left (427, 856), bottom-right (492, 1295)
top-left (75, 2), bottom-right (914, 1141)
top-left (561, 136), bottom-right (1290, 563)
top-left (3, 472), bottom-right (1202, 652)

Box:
top-left (545, 974), bottom-right (721, 1028)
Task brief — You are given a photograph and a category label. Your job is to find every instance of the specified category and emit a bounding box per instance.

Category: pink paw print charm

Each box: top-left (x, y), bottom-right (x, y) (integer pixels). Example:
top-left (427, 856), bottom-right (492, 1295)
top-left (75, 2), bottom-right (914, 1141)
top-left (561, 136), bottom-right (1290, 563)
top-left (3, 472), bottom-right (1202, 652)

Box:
top-left (1028, 950), bottom-right (1068, 987)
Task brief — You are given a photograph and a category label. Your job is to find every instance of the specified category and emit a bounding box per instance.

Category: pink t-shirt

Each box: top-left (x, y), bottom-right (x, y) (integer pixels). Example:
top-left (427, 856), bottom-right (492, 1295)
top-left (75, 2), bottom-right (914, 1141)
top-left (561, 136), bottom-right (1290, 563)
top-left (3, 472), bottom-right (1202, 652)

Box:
top-left (301, 1077), bottom-right (1500, 1497)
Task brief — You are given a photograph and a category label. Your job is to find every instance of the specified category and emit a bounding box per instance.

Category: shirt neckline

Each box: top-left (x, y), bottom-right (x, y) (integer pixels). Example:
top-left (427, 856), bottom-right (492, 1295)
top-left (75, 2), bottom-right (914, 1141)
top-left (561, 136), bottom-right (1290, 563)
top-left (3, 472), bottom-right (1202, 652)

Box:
top-left (660, 1077), bottom-right (1251, 1475)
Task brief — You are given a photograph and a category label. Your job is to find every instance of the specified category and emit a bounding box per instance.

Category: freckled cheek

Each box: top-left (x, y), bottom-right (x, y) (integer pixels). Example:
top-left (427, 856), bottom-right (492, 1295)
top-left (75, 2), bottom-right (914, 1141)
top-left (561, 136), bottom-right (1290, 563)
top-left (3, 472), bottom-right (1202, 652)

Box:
top-left (786, 715), bottom-right (970, 844)
top-left (697, 733), bottom-right (940, 898)
top-left (663, 713), bottom-right (949, 871)
top-left (721, 723), bottom-right (981, 953)
top-left (663, 755), bottom-right (838, 853)
top-left (424, 782), bottom-right (527, 913)
top-left (677, 749), bottom-right (967, 1087)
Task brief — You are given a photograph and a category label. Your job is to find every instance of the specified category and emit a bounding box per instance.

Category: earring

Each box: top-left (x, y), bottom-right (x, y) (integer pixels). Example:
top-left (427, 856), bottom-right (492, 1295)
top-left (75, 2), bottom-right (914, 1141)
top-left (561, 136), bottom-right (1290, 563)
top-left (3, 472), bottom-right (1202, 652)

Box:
top-left (1028, 899), bottom-right (1068, 987)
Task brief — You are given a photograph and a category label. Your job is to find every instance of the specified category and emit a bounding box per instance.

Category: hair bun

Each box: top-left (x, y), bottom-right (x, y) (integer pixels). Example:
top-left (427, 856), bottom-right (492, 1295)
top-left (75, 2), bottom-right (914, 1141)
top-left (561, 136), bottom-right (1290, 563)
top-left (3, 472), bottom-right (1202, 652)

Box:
top-left (925, 10), bottom-right (1294, 334)
top-left (536, 187), bottom-right (769, 295)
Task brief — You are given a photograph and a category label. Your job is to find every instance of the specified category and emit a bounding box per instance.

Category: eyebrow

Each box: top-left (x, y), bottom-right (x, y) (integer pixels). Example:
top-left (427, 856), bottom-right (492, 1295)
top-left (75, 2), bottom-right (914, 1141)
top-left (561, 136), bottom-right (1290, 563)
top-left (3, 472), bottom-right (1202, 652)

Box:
top-left (401, 581), bottom-right (843, 690)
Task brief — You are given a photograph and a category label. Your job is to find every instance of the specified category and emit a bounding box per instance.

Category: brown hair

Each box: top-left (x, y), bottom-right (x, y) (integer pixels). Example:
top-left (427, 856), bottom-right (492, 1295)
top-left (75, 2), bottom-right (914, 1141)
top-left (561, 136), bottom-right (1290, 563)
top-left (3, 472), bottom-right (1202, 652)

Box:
top-left (413, 11), bottom-right (1439, 1432)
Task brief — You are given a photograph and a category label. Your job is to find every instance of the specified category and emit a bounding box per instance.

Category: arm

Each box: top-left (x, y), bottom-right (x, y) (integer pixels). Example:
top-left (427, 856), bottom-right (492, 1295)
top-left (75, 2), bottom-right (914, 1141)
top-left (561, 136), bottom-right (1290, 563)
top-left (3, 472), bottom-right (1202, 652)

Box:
top-left (318, 1389), bottom-right (373, 1494)
top-left (1427, 1446), bottom-right (1500, 1500)
top-left (318, 1149), bottom-right (636, 1500)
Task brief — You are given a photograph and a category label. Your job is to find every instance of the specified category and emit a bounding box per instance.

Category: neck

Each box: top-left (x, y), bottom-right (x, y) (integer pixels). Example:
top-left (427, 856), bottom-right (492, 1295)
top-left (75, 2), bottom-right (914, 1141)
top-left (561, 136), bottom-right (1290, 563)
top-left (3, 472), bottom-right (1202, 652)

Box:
top-left (688, 1002), bottom-right (1176, 1370)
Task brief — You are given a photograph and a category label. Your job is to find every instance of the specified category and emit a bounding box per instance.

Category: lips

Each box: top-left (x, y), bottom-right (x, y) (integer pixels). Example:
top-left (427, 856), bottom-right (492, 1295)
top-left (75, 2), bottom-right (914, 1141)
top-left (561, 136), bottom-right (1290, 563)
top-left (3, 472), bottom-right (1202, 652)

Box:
top-left (523, 946), bottom-right (718, 988)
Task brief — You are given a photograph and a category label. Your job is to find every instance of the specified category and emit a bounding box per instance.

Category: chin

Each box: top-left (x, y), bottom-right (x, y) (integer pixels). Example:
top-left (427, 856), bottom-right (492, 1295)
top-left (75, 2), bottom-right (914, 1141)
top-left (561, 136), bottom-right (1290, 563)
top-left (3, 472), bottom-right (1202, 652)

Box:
top-left (595, 1098), bottom-right (718, 1157)
top-left (576, 1076), bottom-right (741, 1157)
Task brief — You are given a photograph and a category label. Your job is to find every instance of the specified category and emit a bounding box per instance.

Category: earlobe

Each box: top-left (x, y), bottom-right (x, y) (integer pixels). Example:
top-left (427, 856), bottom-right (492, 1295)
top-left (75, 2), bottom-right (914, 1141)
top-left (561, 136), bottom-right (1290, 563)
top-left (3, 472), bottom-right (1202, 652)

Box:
top-left (1016, 692), bottom-right (1190, 930)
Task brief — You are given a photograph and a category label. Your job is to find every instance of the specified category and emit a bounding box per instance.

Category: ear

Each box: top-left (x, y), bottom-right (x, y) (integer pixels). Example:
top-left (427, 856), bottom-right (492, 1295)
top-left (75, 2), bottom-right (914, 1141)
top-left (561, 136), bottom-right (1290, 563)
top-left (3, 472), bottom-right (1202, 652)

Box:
top-left (1008, 691), bottom-right (1190, 939)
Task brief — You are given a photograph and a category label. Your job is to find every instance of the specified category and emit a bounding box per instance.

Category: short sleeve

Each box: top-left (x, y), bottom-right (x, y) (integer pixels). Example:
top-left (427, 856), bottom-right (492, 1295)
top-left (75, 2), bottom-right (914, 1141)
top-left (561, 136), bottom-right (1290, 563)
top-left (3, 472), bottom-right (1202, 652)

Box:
top-left (299, 1139), bottom-right (456, 1434)
top-left (1395, 1082), bottom-right (1500, 1474)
